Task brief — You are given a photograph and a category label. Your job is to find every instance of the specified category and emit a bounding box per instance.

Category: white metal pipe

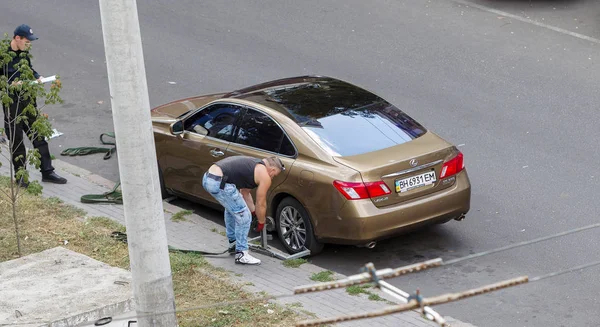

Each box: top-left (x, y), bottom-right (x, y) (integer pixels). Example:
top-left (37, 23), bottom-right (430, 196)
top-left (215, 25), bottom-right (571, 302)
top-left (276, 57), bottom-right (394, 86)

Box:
top-left (294, 258), bottom-right (443, 294)
top-left (378, 280), bottom-right (446, 325)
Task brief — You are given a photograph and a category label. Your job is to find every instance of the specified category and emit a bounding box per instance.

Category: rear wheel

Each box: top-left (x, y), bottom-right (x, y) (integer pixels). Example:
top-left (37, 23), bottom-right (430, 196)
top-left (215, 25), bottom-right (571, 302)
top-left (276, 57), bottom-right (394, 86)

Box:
top-left (276, 197), bottom-right (324, 255)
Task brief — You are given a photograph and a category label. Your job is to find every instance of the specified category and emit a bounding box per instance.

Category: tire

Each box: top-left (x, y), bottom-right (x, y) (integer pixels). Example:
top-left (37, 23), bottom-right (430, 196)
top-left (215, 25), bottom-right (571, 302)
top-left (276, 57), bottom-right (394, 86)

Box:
top-left (158, 164), bottom-right (168, 199)
top-left (276, 197), bottom-right (324, 255)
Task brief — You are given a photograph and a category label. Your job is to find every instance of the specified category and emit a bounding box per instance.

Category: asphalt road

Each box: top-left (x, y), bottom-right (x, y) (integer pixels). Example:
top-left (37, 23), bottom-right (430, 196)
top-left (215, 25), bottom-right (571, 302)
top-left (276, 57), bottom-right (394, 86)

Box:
top-left (2, 1), bottom-right (600, 326)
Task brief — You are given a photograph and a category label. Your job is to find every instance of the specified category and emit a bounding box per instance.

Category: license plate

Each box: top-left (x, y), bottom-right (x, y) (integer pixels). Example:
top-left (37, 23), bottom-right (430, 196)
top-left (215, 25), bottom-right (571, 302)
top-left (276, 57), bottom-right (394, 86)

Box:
top-left (395, 171), bottom-right (436, 193)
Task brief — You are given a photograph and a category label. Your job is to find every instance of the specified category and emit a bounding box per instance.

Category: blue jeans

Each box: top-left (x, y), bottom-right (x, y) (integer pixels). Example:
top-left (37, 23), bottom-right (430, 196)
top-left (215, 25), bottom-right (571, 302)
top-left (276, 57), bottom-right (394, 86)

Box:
top-left (202, 173), bottom-right (251, 251)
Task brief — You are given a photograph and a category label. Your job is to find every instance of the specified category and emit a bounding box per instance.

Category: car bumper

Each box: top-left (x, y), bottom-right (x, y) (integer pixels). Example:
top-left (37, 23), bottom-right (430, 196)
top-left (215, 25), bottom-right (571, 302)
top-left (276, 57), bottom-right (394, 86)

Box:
top-left (317, 170), bottom-right (471, 245)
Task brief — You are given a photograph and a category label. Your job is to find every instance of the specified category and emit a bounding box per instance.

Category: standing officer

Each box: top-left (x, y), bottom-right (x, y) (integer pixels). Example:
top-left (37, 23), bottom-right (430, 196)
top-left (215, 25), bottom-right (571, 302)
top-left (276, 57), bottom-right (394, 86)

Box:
top-left (202, 156), bottom-right (285, 265)
top-left (1, 24), bottom-right (67, 187)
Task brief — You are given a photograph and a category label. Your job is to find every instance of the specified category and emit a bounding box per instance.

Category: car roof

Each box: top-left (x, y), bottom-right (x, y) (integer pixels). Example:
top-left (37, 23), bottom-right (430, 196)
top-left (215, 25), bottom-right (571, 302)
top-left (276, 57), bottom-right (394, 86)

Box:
top-left (225, 75), bottom-right (387, 125)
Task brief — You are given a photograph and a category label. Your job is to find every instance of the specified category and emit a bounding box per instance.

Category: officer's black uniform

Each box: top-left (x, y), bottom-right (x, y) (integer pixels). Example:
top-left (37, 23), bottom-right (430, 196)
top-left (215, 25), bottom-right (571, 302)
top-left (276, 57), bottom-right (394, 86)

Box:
top-left (1, 24), bottom-right (65, 184)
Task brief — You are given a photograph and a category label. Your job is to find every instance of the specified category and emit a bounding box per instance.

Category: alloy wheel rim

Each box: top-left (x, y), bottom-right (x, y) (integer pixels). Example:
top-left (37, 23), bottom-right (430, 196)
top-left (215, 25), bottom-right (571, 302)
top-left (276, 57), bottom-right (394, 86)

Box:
top-left (280, 206), bottom-right (307, 251)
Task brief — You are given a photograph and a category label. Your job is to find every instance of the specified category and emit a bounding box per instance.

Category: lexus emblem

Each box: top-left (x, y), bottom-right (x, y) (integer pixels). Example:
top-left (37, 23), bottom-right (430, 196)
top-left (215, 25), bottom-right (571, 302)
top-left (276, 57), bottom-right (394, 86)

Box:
top-left (409, 159), bottom-right (418, 167)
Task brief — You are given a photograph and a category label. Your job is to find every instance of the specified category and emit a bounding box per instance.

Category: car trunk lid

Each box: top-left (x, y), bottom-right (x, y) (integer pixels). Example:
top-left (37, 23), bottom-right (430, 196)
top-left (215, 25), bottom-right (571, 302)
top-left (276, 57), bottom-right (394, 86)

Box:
top-left (333, 132), bottom-right (459, 207)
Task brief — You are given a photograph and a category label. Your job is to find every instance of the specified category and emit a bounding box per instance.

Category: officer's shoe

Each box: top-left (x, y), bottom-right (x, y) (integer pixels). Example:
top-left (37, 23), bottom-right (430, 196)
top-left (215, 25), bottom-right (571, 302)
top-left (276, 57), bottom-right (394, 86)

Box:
top-left (235, 251), bottom-right (261, 265)
top-left (228, 240), bottom-right (236, 255)
top-left (42, 171), bottom-right (68, 184)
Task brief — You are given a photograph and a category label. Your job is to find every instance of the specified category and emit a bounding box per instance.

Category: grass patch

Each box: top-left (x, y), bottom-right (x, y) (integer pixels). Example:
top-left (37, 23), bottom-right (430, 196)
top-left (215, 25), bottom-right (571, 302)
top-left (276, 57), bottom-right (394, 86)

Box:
top-left (368, 293), bottom-right (386, 302)
top-left (47, 197), bottom-right (63, 205)
top-left (0, 175), bottom-right (43, 196)
top-left (287, 302), bottom-right (303, 308)
top-left (171, 209), bottom-right (192, 222)
top-left (169, 252), bottom-right (298, 326)
top-left (0, 189), bottom-right (128, 267)
top-left (310, 270), bottom-right (335, 282)
top-left (0, 178), bottom-right (301, 327)
top-left (282, 258), bottom-right (307, 268)
top-left (346, 284), bottom-right (386, 302)
top-left (346, 284), bottom-right (372, 296)
top-left (300, 310), bottom-right (317, 319)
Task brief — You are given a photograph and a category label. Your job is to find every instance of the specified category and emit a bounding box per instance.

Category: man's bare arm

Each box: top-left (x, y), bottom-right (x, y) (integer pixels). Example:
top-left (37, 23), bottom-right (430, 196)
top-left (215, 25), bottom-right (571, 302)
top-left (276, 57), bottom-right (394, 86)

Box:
top-left (254, 172), bottom-right (272, 224)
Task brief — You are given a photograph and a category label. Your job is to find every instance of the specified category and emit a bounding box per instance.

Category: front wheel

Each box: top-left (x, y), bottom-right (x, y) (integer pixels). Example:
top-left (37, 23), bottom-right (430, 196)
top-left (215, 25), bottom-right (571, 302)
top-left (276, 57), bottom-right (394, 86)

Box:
top-left (276, 197), bottom-right (324, 255)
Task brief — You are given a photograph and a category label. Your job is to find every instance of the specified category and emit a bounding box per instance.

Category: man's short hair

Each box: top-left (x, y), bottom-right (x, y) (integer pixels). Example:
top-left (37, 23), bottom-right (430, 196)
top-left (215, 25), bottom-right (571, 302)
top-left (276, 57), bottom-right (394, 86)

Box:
top-left (265, 157), bottom-right (285, 172)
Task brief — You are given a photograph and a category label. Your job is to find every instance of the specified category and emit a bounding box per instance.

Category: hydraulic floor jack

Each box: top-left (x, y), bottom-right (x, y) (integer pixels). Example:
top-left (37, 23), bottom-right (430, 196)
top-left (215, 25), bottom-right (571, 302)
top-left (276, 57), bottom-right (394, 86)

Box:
top-left (248, 224), bottom-right (311, 261)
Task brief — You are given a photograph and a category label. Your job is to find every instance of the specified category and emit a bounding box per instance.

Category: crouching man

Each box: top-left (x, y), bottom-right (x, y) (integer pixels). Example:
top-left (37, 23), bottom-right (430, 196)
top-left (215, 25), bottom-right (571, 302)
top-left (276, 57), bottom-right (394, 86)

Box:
top-left (202, 156), bottom-right (284, 265)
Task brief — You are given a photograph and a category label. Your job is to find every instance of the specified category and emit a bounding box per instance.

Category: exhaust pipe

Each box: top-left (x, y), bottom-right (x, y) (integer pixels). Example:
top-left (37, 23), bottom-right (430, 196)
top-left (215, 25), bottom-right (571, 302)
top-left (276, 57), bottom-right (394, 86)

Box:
top-left (454, 213), bottom-right (466, 221)
top-left (355, 241), bottom-right (377, 249)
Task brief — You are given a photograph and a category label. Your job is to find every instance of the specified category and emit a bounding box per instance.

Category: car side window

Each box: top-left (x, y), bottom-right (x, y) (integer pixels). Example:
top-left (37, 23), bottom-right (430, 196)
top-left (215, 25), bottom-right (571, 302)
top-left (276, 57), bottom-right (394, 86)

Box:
top-left (279, 134), bottom-right (296, 156)
top-left (234, 109), bottom-right (296, 156)
top-left (183, 104), bottom-right (242, 141)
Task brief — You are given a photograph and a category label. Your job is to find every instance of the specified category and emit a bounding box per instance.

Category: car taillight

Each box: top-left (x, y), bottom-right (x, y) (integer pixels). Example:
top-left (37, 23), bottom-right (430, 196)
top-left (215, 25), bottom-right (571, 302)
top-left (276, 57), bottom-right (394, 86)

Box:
top-left (333, 180), bottom-right (391, 200)
top-left (440, 152), bottom-right (464, 179)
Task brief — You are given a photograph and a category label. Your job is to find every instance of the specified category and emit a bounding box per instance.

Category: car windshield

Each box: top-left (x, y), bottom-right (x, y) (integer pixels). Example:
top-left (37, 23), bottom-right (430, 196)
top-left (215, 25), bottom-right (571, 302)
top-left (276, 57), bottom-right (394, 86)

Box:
top-left (260, 79), bottom-right (427, 156)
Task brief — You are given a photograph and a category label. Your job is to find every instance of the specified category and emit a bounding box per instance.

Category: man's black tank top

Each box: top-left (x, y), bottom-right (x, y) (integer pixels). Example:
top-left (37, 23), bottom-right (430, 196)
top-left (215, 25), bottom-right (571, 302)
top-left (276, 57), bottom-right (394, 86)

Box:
top-left (215, 156), bottom-right (264, 189)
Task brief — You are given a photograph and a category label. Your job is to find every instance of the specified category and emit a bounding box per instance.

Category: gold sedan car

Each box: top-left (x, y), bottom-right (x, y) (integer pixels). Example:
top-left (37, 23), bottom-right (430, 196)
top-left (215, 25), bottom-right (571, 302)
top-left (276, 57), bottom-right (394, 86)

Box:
top-left (151, 76), bottom-right (470, 255)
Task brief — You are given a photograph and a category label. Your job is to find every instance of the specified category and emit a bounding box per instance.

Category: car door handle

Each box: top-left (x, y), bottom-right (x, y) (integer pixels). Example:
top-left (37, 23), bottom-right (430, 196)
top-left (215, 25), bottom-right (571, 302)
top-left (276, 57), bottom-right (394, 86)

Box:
top-left (210, 149), bottom-right (225, 157)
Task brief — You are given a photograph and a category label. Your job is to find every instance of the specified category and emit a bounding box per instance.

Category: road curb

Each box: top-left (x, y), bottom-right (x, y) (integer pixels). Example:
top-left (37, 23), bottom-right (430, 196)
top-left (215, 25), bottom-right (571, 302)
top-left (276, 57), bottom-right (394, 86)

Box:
top-left (53, 158), bottom-right (117, 190)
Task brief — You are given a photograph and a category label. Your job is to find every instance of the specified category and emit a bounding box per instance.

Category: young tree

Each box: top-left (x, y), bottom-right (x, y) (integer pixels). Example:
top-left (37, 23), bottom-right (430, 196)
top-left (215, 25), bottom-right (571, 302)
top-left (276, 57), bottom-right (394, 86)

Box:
top-left (0, 33), bottom-right (62, 256)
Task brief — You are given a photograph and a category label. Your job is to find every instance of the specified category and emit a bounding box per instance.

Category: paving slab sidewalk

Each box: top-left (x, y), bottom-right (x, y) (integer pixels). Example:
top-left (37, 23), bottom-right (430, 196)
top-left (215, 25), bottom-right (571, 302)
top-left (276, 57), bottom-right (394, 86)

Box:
top-left (0, 154), bottom-right (474, 327)
top-left (0, 247), bottom-right (133, 327)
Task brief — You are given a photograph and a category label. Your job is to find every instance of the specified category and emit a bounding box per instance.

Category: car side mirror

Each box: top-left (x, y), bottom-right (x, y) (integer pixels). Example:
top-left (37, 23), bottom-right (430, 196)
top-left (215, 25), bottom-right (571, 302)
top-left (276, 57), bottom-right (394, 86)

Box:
top-left (170, 121), bottom-right (184, 135)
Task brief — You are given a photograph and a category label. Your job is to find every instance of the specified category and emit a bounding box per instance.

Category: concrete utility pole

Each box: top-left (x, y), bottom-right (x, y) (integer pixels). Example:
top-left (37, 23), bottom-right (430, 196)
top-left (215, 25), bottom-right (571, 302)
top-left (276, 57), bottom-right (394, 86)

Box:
top-left (98, 1), bottom-right (177, 326)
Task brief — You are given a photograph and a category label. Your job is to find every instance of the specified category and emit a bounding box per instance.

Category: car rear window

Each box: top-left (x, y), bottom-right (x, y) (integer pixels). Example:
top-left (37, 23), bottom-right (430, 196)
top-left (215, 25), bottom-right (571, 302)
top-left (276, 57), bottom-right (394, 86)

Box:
top-left (235, 78), bottom-right (427, 157)
top-left (301, 102), bottom-right (426, 156)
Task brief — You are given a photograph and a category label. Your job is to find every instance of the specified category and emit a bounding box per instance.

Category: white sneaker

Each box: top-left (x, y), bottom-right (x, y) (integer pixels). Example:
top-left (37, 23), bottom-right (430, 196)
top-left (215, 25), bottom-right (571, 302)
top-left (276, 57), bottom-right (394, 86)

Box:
top-left (235, 250), bottom-right (261, 265)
